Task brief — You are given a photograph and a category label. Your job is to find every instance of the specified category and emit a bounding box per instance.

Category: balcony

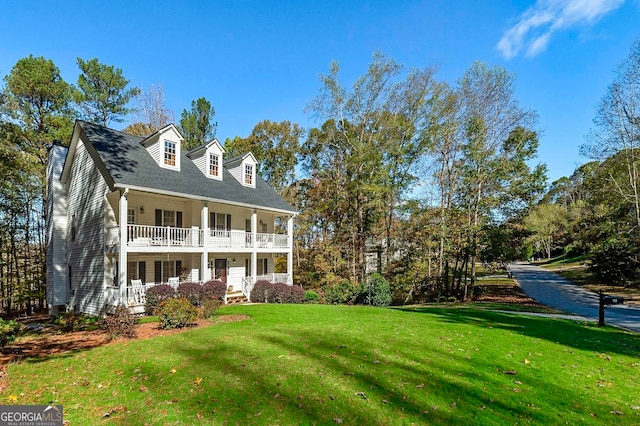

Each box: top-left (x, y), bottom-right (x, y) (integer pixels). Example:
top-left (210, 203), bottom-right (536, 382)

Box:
top-left (106, 225), bottom-right (290, 250)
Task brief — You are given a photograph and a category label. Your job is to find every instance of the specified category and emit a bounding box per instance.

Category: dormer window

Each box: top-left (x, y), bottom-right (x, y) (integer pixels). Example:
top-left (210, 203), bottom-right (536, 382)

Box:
top-left (209, 153), bottom-right (219, 177)
top-left (164, 140), bottom-right (176, 166)
top-left (244, 164), bottom-right (253, 185)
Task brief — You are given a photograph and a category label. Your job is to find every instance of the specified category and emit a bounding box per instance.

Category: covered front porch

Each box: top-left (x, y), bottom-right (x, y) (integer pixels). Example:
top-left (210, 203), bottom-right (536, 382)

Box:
top-left (106, 252), bottom-right (291, 313)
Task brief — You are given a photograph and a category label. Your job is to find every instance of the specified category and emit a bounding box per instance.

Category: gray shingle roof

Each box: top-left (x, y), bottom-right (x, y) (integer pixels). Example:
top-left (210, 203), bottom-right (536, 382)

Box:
top-left (78, 120), bottom-right (296, 214)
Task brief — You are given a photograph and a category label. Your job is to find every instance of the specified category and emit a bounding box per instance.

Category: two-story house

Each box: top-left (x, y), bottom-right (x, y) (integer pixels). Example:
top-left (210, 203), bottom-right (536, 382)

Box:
top-left (46, 120), bottom-right (296, 316)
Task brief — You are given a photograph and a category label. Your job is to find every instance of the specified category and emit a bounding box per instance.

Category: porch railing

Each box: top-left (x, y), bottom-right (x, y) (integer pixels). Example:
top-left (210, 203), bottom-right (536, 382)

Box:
top-left (207, 230), bottom-right (253, 249)
top-left (256, 233), bottom-right (289, 249)
top-left (127, 225), bottom-right (202, 247)
top-left (106, 225), bottom-right (290, 250)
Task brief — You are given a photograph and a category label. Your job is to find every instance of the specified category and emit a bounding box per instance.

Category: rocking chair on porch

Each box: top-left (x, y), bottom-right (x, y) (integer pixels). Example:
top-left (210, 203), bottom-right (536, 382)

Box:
top-left (130, 279), bottom-right (145, 305)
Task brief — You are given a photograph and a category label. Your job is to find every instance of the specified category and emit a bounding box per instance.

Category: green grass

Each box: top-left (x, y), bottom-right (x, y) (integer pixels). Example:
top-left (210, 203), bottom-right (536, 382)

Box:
top-left (4, 304), bottom-right (640, 425)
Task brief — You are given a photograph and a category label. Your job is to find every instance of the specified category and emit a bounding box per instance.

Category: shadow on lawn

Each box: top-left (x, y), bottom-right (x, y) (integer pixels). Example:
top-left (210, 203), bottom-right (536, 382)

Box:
top-left (156, 325), bottom-right (623, 425)
top-left (393, 306), bottom-right (640, 357)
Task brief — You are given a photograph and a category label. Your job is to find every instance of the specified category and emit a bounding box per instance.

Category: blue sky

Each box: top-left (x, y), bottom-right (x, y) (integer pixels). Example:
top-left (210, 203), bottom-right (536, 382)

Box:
top-left (1, 0), bottom-right (639, 183)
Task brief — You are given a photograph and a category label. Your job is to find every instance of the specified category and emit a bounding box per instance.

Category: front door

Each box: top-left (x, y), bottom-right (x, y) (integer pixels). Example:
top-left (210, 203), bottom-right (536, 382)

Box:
top-left (214, 259), bottom-right (227, 283)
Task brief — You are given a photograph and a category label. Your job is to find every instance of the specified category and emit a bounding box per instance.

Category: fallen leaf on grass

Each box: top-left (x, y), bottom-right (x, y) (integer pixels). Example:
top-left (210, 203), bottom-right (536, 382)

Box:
top-left (502, 370), bottom-right (517, 375)
top-left (194, 377), bottom-right (203, 386)
top-left (334, 418), bottom-right (343, 424)
top-left (416, 383), bottom-right (424, 388)
top-left (524, 359), bottom-right (530, 365)
top-left (169, 368), bottom-right (177, 374)
top-left (610, 410), bottom-right (624, 415)
top-left (355, 392), bottom-right (368, 400)
top-left (139, 385), bottom-right (148, 392)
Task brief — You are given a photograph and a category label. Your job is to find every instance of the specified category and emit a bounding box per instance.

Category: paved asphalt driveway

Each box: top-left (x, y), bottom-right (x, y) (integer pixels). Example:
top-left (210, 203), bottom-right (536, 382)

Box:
top-left (508, 262), bottom-right (640, 333)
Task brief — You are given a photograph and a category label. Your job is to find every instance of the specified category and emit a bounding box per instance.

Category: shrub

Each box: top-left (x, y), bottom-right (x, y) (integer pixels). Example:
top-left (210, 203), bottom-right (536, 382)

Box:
top-left (271, 282), bottom-right (291, 303)
top-left (202, 280), bottom-right (227, 301)
top-left (305, 290), bottom-right (319, 303)
top-left (251, 280), bottom-right (272, 303)
top-left (0, 318), bottom-right (21, 348)
top-left (56, 310), bottom-right (86, 332)
top-left (101, 306), bottom-right (138, 339)
top-left (324, 280), bottom-right (358, 305)
top-left (589, 238), bottom-right (640, 286)
top-left (158, 297), bottom-right (198, 329)
top-left (199, 298), bottom-right (222, 319)
top-left (177, 282), bottom-right (203, 306)
top-left (472, 285), bottom-right (487, 300)
top-left (145, 284), bottom-right (175, 315)
top-left (290, 285), bottom-right (305, 304)
top-left (359, 273), bottom-right (392, 307)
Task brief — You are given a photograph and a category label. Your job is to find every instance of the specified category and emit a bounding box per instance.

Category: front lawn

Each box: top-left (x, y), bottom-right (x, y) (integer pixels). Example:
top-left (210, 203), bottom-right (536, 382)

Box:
top-left (3, 304), bottom-right (640, 425)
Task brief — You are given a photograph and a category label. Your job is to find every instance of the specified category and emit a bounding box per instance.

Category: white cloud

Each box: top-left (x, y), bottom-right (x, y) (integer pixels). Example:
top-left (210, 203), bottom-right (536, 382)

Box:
top-left (497, 0), bottom-right (625, 59)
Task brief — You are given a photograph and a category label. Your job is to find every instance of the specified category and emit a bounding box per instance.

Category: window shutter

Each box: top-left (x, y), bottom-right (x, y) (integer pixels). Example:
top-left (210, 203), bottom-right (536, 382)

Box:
top-left (176, 211), bottom-right (183, 228)
top-left (176, 260), bottom-right (182, 278)
top-left (226, 214), bottom-right (231, 231)
top-left (155, 209), bottom-right (162, 227)
top-left (138, 262), bottom-right (146, 284)
top-left (154, 261), bottom-right (162, 283)
top-left (210, 212), bottom-right (216, 229)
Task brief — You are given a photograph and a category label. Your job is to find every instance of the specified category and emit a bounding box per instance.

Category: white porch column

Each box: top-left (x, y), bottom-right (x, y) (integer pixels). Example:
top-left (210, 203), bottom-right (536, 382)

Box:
top-left (251, 209), bottom-right (257, 281)
top-left (287, 215), bottom-right (294, 285)
top-left (201, 202), bottom-right (210, 282)
top-left (118, 188), bottom-right (129, 305)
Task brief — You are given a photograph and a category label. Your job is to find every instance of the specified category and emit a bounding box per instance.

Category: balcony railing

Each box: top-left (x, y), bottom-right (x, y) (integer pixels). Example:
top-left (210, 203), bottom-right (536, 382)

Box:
top-left (127, 225), bottom-right (203, 247)
top-left (106, 225), bottom-right (290, 250)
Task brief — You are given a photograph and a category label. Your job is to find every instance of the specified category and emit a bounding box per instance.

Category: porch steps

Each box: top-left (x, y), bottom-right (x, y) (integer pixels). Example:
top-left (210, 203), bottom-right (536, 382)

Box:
top-left (225, 291), bottom-right (248, 305)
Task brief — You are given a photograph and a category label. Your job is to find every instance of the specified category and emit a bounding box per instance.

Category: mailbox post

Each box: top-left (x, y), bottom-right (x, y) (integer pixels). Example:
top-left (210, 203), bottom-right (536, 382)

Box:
top-left (598, 289), bottom-right (625, 326)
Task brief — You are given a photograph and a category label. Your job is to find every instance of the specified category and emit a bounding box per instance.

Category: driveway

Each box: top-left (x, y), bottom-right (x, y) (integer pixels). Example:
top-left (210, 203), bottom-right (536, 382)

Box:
top-left (508, 262), bottom-right (640, 333)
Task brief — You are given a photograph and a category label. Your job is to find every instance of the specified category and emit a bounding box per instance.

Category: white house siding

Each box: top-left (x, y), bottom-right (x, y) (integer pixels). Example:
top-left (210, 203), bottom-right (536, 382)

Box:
top-left (66, 138), bottom-right (109, 316)
top-left (147, 140), bottom-right (162, 168)
top-left (228, 163), bottom-right (242, 185)
top-left (45, 145), bottom-right (69, 313)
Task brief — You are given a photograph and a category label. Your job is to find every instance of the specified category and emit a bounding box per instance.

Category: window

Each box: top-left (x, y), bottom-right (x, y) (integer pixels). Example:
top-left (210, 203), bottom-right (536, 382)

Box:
top-left (244, 164), bottom-right (253, 185)
top-left (127, 261), bottom-right (138, 284)
top-left (127, 208), bottom-right (136, 225)
top-left (209, 153), bottom-right (219, 177)
top-left (163, 210), bottom-right (175, 227)
top-left (155, 209), bottom-right (182, 228)
top-left (210, 212), bottom-right (231, 231)
top-left (164, 140), bottom-right (176, 166)
top-left (154, 260), bottom-right (180, 283)
top-left (261, 259), bottom-right (268, 275)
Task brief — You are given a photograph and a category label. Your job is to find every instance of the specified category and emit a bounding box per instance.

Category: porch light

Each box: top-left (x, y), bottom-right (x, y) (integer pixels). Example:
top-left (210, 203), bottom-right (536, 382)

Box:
top-left (140, 205), bottom-right (144, 214)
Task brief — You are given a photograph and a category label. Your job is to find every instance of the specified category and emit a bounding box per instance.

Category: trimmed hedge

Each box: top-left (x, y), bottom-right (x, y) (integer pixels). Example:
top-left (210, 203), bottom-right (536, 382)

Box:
top-left (177, 282), bottom-right (203, 306)
top-left (202, 280), bottom-right (227, 301)
top-left (249, 281), bottom-right (305, 304)
top-left (145, 284), bottom-right (175, 315)
top-left (250, 280), bottom-right (272, 303)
